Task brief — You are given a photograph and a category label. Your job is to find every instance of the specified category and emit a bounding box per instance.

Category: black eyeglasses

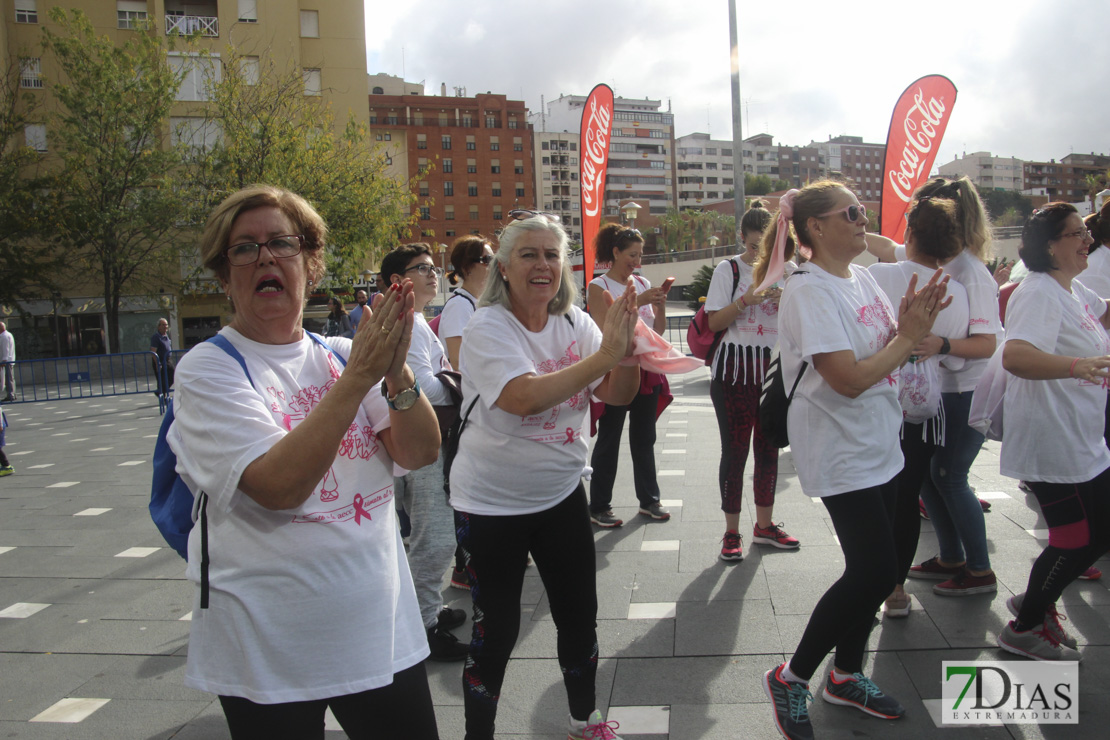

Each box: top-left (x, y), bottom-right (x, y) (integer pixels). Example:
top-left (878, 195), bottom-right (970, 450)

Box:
top-left (818, 204), bottom-right (866, 223)
top-left (403, 263), bottom-right (444, 277)
top-left (507, 209), bottom-right (561, 223)
top-left (225, 235), bottom-right (305, 266)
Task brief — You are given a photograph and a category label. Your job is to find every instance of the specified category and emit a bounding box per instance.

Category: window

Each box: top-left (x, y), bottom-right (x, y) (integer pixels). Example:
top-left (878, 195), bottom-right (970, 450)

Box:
top-left (462, 114), bottom-right (473, 127)
top-left (302, 68), bottom-right (321, 96)
top-left (468, 183), bottom-right (478, 197)
top-left (489, 136), bottom-right (500, 151)
top-left (240, 56), bottom-right (259, 85)
top-left (469, 206), bottom-right (479, 220)
top-left (541, 141), bottom-right (550, 151)
top-left (15, 0), bottom-right (37, 24)
top-left (490, 159), bottom-right (500, 174)
top-left (445, 205), bottom-right (455, 221)
top-left (441, 135), bottom-right (452, 150)
top-left (514, 160), bottom-right (524, 175)
top-left (542, 156), bottom-right (550, 165)
top-left (238, 0), bottom-right (257, 22)
top-left (446, 230), bottom-right (456, 237)
top-left (442, 158), bottom-right (453, 173)
top-left (117, 1), bottom-right (147, 29)
top-left (299, 10), bottom-right (319, 37)
top-left (513, 137), bottom-right (523, 151)
top-left (466, 136), bottom-right (476, 151)
top-left (419, 181), bottom-right (429, 197)
top-left (168, 53), bottom-right (221, 101)
top-left (371, 86), bottom-right (384, 94)
top-left (382, 133), bottom-right (391, 141)
top-left (515, 184), bottom-right (525, 197)
top-left (416, 134), bottom-right (427, 150)
top-left (170, 116), bottom-right (220, 151)
top-left (24, 123), bottom-right (46, 152)
top-left (19, 58), bottom-right (42, 89)
top-left (419, 206), bottom-right (430, 220)
top-left (417, 157), bottom-right (427, 169)
top-left (485, 115), bottom-right (496, 128)
top-left (438, 113), bottom-right (449, 126)
top-left (412, 113), bottom-right (423, 126)
top-left (466, 159), bottom-right (477, 174)
top-left (443, 181), bottom-right (454, 196)
top-left (491, 183), bottom-right (501, 197)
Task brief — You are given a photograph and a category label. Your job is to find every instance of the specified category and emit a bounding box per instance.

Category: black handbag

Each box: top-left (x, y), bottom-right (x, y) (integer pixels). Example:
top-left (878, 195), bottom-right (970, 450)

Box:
top-left (759, 350), bottom-right (807, 449)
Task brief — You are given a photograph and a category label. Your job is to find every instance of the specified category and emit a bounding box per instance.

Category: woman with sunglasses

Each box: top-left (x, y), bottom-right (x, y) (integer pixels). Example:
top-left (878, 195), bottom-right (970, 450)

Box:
top-left (996, 202), bottom-right (1110, 660)
top-left (705, 199), bottom-right (799, 561)
top-left (170, 186), bottom-right (440, 738)
top-left (587, 222), bottom-right (672, 527)
top-left (868, 177), bottom-right (1001, 598)
top-left (440, 235), bottom-right (496, 371)
top-left (867, 197), bottom-right (970, 619)
top-left (450, 212), bottom-right (640, 740)
top-left (759, 182), bottom-right (950, 740)
top-left (380, 243), bottom-right (470, 662)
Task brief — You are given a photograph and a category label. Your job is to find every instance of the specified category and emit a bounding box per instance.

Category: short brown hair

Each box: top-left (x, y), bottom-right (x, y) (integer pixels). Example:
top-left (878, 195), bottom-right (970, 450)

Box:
top-left (447, 235), bottom-right (493, 285)
top-left (380, 243), bottom-right (434, 286)
top-left (595, 222), bottom-right (644, 263)
top-left (200, 185), bottom-right (327, 295)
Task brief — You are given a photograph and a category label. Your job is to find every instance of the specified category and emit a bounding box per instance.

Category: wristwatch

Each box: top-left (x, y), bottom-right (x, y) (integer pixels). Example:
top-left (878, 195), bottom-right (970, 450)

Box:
top-left (382, 379), bottom-right (421, 410)
top-left (939, 337), bottom-right (951, 355)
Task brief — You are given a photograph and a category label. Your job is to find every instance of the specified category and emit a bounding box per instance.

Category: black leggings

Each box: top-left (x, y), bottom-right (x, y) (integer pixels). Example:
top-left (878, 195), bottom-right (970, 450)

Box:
top-left (589, 385), bottom-right (662, 511)
top-left (893, 422), bottom-right (937, 584)
top-left (217, 662), bottom-right (438, 740)
top-left (455, 484), bottom-right (598, 740)
top-left (1018, 466), bottom-right (1110, 630)
top-left (789, 480), bottom-right (899, 680)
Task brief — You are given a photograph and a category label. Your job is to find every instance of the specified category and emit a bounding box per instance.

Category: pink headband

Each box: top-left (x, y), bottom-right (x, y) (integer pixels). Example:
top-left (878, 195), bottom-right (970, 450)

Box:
top-left (753, 189), bottom-right (799, 294)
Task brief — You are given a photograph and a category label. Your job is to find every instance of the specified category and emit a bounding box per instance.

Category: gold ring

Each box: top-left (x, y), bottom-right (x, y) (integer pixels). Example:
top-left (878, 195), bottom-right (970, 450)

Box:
top-left (381, 325), bottom-right (390, 334)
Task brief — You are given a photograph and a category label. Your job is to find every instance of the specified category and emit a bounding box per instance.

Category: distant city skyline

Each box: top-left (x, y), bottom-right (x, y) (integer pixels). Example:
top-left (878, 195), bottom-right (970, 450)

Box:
top-left (364, 0), bottom-right (1108, 169)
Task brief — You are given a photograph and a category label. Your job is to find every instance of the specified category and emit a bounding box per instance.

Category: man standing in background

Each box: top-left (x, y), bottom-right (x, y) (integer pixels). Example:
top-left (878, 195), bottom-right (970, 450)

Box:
top-left (0, 322), bottom-right (15, 403)
top-left (349, 289), bottom-right (369, 327)
top-left (149, 318), bottom-right (173, 397)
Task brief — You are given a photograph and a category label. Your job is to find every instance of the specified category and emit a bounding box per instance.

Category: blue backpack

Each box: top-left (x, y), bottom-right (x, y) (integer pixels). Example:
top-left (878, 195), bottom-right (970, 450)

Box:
top-left (149, 333), bottom-right (344, 605)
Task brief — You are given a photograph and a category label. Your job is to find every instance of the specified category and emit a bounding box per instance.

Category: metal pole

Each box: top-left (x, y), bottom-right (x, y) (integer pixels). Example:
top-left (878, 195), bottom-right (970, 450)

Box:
top-left (728, 0), bottom-right (745, 249)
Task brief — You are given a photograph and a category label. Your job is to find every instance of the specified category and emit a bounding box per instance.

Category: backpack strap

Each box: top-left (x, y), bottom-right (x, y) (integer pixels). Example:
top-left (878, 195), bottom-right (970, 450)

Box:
top-left (208, 334), bottom-right (252, 385)
top-left (787, 361), bottom-right (808, 403)
top-left (730, 258), bottom-right (740, 295)
top-left (306, 331), bottom-right (348, 367)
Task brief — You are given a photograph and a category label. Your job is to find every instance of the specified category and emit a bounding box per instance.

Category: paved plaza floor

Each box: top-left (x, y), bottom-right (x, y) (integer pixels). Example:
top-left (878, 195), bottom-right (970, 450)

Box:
top-left (0, 366), bottom-right (1108, 739)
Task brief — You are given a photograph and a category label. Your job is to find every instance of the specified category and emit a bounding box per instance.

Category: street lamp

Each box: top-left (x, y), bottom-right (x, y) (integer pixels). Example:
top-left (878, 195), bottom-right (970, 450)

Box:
top-left (708, 234), bottom-right (720, 252)
top-left (621, 201), bottom-right (642, 230)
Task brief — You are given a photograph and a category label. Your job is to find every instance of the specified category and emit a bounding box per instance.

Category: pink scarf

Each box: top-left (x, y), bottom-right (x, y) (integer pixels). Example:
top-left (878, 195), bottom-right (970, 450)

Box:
top-left (753, 188), bottom-right (799, 295)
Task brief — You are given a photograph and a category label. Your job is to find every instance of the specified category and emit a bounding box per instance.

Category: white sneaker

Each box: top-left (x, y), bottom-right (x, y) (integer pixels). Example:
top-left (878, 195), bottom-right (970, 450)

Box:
top-left (568, 709), bottom-right (622, 739)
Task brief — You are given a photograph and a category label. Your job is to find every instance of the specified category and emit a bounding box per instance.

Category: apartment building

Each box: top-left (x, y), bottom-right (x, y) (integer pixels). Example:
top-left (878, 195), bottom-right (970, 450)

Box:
top-left (368, 91), bottom-right (534, 242)
top-left (938, 152), bottom-right (1025, 192)
top-left (533, 131), bottom-right (583, 245)
top-left (1023, 153), bottom-right (1110, 202)
top-left (675, 133), bottom-right (738, 209)
top-left (810, 135), bottom-right (886, 200)
top-left (542, 94), bottom-right (676, 218)
top-left (5, 0), bottom-right (369, 353)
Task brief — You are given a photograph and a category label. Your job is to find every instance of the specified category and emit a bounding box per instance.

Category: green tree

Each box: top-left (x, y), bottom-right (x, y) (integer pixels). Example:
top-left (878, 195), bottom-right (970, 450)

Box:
top-left (181, 49), bottom-right (420, 284)
top-left (745, 173), bottom-right (772, 195)
top-left (38, 8), bottom-right (187, 353)
top-left (979, 190), bottom-right (1034, 224)
top-left (684, 264), bottom-right (715, 310)
top-left (1086, 171), bottom-right (1109, 213)
top-left (0, 62), bottom-right (60, 309)
top-left (657, 207), bottom-right (690, 252)
top-left (771, 178), bottom-right (791, 192)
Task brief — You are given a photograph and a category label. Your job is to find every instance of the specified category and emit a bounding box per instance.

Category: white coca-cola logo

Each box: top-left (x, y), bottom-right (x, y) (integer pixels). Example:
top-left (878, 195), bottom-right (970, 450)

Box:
top-left (580, 95), bottom-right (612, 218)
top-left (887, 88), bottom-right (947, 203)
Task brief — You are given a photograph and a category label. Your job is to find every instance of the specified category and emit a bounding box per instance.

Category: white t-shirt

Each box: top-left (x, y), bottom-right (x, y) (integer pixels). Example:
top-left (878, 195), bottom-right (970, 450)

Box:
top-left (867, 260), bottom-right (970, 374)
top-left (394, 314), bottom-right (452, 476)
top-left (941, 250), bottom-right (1003, 392)
top-left (437, 287), bottom-right (479, 340)
top-left (1079, 247), bottom-right (1110, 299)
top-left (0, 329), bottom-right (13, 363)
top-left (591, 273), bottom-right (656, 324)
top-left (705, 257), bottom-right (796, 356)
top-left (451, 304), bottom-right (603, 515)
top-left (169, 327), bottom-right (427, 703)
top-left (1000, 272), bottom-right (1110, 483)
top-left (779, 263), bottom-right (904, 497)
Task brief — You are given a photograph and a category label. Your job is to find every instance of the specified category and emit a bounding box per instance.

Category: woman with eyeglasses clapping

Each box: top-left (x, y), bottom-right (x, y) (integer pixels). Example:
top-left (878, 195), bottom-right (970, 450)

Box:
top-left (587, 222), bottom-right (673, 528)
top-left (450, 211), bottom-right (640, 740)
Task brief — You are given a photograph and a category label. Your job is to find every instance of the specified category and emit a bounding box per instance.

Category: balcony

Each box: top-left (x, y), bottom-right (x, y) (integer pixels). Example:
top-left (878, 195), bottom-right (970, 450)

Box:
top-left (167, 15), bottom-right (219, 37)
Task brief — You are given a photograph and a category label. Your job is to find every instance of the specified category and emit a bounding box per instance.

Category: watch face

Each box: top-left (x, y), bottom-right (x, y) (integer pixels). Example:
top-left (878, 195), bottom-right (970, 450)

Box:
top-left (392, 387), bottom-right (419, 410)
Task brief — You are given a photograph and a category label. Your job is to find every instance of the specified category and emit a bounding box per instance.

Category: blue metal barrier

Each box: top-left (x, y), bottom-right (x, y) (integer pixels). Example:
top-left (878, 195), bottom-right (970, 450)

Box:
top-left (1, 351), bottom-right (168, 407)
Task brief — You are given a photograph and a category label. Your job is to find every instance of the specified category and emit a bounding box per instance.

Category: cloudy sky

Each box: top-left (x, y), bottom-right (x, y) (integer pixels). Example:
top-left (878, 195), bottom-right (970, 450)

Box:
top-left (365, 0), bottom-right (1108, 169)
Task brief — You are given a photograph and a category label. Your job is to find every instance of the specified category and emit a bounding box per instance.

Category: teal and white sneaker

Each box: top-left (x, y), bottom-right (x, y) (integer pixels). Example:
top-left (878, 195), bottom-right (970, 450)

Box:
top-left (763, 663), bottom-right (814, 740)
top-left (821, 671), bottom-right (905, 719)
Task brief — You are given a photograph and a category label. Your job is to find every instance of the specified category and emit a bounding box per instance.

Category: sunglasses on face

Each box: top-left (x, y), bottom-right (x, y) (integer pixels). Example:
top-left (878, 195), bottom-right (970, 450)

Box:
top-left (818, 204), bottom-right (867, 223)
top-left (507, 209), bottom-right (561, 223)
top-left (475, 254), bottom-right (494, 265)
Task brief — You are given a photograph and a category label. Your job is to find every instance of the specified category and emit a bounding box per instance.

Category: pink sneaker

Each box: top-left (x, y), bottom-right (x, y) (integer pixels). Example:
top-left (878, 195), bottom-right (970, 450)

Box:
top-left (1079, 566), bottom-right (1102, 580)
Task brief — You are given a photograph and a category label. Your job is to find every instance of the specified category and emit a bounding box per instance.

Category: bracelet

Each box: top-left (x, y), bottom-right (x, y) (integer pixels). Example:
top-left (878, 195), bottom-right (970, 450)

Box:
top-left (736, 295), bottom-right (747, 310)
top-left (1069, 357), bottom-right (1081, 378)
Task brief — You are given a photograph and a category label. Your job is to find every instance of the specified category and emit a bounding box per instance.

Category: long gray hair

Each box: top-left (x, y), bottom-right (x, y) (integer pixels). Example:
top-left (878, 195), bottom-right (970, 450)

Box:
top-left (480, 216), bottom-right (578, 315)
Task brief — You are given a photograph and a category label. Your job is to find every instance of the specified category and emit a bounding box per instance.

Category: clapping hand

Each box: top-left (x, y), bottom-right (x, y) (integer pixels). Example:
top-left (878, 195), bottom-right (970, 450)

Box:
top-left (347, 282), bottom-right (415, 388)
top-left (600, 279), bottom-right (639, 361)
top-left (897, 268), bottom-right (952, 344)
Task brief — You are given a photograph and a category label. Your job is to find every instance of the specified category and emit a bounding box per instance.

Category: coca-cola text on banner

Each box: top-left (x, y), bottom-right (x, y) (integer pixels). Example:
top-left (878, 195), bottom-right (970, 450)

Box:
top-left (579, 84), bottom-right (614, 286)
top-left (880, 75), bottom-right (958, 244)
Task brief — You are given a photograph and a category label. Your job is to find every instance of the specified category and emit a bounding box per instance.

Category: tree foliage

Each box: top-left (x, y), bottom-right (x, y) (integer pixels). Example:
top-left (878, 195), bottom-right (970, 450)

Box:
top-left (979, 189), bottom-right (1034, 224)
top-left (180, 49), bottom-right (420, 287)
top-left (38, 8), bottom-right (187, 352)
top-left (0, 63), bottom-right (60, 309)
top-left (744, 174), bottom-right (791, 195)
top-left (684, 264), bottom-right (715, 310)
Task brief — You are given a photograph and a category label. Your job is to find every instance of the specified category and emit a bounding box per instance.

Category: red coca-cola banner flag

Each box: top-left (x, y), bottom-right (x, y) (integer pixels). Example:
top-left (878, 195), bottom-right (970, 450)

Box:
top-left (579, 84), bottom-right (614, 285)
top-left (880, 75), bottom-right (958, 243)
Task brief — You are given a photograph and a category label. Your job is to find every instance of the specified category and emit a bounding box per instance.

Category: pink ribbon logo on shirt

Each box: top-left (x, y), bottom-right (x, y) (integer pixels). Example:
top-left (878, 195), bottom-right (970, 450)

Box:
top-left (563, 427), bottom-right (576, 445)
top-left (352, 494), bottom-right (372, 525)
